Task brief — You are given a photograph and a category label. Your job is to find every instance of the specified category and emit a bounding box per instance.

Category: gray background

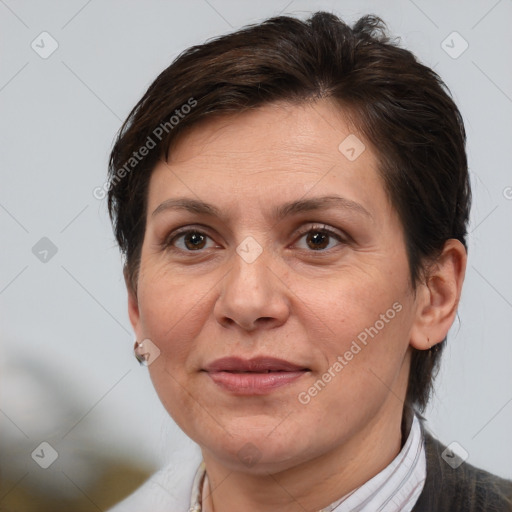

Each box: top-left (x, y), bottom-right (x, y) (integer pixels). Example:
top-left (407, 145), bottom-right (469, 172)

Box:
top-left (1, 0), bottom-right (511, 509)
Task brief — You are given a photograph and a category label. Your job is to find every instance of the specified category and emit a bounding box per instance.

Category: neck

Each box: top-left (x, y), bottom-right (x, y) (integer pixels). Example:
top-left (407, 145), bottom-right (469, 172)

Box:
top-left (201, 397), bottom-right (407, 512)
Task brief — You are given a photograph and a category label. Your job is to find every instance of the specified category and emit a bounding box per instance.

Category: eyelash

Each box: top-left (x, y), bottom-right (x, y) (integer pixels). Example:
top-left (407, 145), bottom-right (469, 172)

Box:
top-left (163, 224), bottom-right (347, 254)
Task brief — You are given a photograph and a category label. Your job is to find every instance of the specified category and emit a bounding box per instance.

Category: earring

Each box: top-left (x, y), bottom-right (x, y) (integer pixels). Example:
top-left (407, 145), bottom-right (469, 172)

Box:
top-left (133, 338), bottom-right (161, 366)
top-left (133, 340), bottom-right (146, 365)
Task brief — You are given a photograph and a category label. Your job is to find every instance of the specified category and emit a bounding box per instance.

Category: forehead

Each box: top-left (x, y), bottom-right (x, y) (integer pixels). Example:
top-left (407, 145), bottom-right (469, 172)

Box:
top-left (147, 99), bottom-right (389, 221)
top-left (167, 100), bottom-right (368, 167)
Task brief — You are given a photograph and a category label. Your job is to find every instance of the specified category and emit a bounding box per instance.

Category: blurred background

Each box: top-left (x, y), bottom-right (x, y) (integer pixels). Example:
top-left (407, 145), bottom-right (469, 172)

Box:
top-left (1, 0), bottom-right (511, 510)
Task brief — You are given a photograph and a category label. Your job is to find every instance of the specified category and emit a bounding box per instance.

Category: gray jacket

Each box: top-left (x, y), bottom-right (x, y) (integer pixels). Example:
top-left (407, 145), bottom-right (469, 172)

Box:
top-left (412, 426), bottom-right (512, 511)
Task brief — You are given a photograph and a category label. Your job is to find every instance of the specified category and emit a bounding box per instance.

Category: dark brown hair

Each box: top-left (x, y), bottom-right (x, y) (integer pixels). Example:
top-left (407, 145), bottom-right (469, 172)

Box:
top-left (107, 11), bottom-right (471, 413)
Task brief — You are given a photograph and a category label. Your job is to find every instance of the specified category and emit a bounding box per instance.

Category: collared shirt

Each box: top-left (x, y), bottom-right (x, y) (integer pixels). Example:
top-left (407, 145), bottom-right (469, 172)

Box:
top-left (189, 413), bottom-right (426, 512)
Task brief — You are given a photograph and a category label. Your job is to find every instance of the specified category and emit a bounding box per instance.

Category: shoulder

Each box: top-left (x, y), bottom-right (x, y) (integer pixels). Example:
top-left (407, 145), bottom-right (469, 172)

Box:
top-left (413, 423), bottom-right (512, 512)
top-left (106, 448), bottom-right (202, 512)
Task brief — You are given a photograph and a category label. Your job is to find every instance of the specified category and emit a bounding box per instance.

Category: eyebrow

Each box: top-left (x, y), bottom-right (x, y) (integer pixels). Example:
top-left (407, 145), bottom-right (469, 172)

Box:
top-left (151, 195), bottom-right (372, 221)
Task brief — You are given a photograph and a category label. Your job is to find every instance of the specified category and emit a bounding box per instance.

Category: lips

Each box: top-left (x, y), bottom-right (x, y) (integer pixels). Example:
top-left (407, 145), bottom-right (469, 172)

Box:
top-left (203, 356), bottom-right (309, 373)
top-left (203, 357), bottom-right (310, 395)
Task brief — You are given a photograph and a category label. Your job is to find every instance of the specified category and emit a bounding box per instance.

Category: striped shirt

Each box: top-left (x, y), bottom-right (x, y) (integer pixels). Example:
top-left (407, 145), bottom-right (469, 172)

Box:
top-left (189, 413), bottom-right (426, 512)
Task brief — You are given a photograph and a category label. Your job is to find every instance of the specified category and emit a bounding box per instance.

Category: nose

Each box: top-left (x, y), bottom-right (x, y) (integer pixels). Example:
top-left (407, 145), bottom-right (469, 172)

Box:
top-left (213, 242), bottom-right (291, 333)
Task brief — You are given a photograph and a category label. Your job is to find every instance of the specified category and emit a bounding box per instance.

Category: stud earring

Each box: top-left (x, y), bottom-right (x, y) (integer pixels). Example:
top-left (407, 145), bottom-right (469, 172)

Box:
top-left (133, 340), bottom-right (146, 365)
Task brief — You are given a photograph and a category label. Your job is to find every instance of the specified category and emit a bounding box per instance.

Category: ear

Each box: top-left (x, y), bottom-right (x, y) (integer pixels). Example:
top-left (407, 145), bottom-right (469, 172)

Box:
top-left (410, 239), bottom-right (467, 350)
top-left (125, 266), bottom-right (142, 338)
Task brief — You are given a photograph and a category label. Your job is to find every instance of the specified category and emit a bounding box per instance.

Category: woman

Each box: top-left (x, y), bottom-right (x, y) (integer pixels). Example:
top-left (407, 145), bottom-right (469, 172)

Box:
top-left (105, 11), bottom-right (512, 512)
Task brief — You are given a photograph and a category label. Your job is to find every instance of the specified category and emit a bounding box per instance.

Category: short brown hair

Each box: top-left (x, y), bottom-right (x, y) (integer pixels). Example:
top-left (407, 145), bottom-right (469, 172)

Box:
top-left (107, 11), bottom-right (471, 413)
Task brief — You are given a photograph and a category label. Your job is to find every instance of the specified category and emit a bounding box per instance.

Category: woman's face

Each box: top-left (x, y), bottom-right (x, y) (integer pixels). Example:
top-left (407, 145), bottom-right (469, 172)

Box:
top-left (129, 99), bottom-right (422, 474)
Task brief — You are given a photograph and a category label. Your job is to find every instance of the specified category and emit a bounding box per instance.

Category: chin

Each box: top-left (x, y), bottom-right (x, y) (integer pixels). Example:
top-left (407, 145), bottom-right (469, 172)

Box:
top-left (215, 444), bottom-right (308, 475)
top-left (197, 423), bottom-right (313, 475)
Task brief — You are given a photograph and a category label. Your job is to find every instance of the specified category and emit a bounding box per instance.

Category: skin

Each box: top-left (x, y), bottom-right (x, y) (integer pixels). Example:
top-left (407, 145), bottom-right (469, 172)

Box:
top-left (127, 99), bottom-right (467, 512)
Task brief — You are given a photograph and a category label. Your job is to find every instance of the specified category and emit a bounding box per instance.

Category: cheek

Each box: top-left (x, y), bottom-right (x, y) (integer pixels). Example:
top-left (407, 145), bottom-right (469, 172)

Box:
top-left (295, 313), bottom-right (410, 441)
top-left (300, 263), bottom-right (406, 338)
top-left (139, 274), bottom-right (210, 429)
top-left (135, 283), bottom-right (214, 407)
top-left (137, 259), bottom-right (207, 337)
top-left (298, 271), bottom-right (411, 389)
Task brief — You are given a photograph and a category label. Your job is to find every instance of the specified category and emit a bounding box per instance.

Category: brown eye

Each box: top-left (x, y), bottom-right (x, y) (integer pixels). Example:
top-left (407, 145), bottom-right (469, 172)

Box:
top-left (295, 225), bottom-right (345, 252)
top-left (182, 231), bottom-right (207, 250)
top-left (305, 231), bottom-right (330, 250)
top-left (166, 229), bottom-right (216, 252)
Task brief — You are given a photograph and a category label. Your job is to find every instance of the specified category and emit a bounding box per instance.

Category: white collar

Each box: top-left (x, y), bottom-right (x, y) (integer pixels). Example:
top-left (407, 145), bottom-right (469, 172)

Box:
top-left (189, 413), bottom-right (426, 512)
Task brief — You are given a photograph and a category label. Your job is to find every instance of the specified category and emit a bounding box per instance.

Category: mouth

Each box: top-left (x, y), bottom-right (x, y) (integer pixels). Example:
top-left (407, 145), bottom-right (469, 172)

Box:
top-left (203, 356), bottom-right (310, 372)
top-left (220, 369), bottom-right (289, 373)
top-left (202, 357), bottom-right (311, 395)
